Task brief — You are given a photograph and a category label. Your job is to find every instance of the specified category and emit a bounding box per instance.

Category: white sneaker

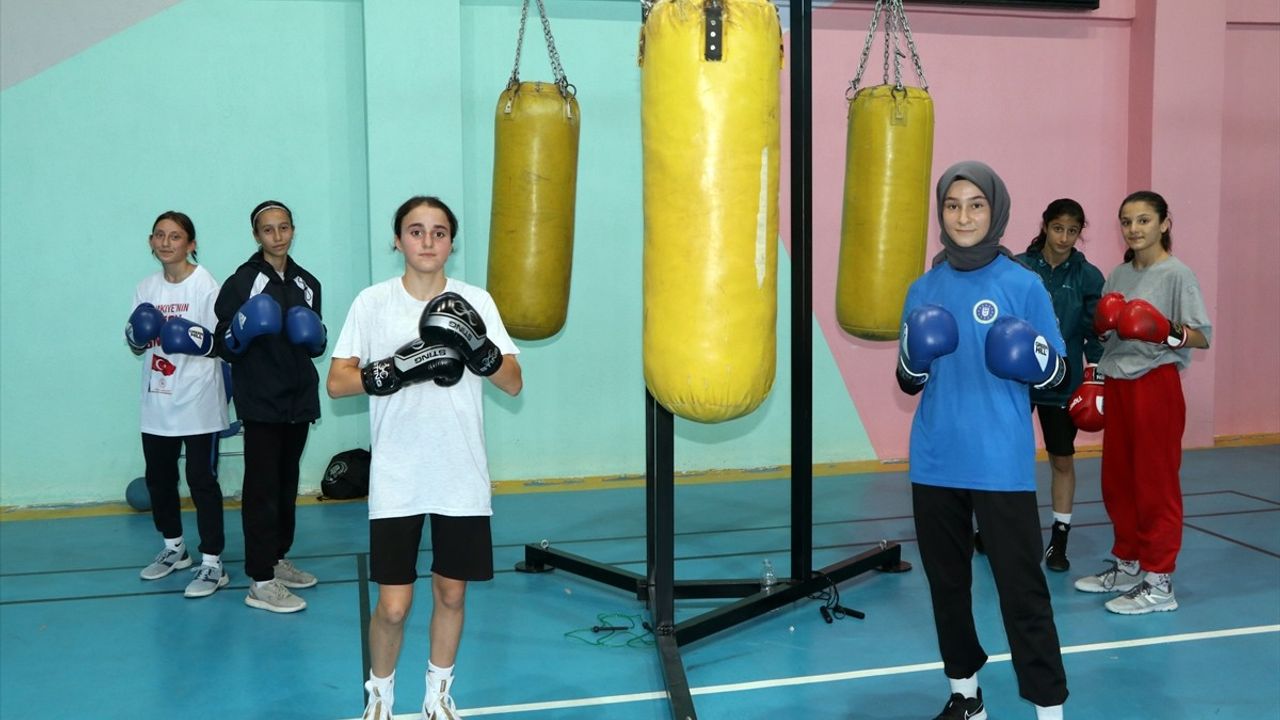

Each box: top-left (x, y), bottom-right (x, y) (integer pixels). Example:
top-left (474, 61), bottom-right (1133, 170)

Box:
top-left (184, 564), bottom-right (229, 598)
top-left (362, 684), bottom-right (394, 720)
top-left (423, 677), bottom-right (460, 720)
top-left (245, 579), bottom-right (307, 613)
top-left (273, 558), bottom-right (317, 588)
top-left (1105, 580), bottom-right (1178, 614)
top-left (140, 546), bottom-right (192, 580)
top-left (1074, 560), bottom-right (1142, 594)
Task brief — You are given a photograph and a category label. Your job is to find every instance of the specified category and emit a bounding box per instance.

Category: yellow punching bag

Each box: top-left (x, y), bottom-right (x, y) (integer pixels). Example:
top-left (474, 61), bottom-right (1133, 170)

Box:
top-left (487, 81), bottom-right (580, 340)
top-left (641, 0), bottom-right (782, 423)
top-left (836, 86), bottom-right (934, 341)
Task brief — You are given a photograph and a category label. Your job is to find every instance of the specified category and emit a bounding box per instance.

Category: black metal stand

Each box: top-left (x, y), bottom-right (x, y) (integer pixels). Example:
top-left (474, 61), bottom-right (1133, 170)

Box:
top-left (514, 2), bottom-right (910, 717)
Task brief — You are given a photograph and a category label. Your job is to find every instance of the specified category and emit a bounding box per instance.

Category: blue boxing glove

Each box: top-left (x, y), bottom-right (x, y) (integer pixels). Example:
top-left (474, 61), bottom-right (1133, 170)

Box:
top-left (126, 303), bottom-right (166, 354)
top-left (285, 306), bottom-right (327, 357)
top-left (985, 316), bottom-right (1067, 389)
top-left (160, 317), bottom-right (215, 357)
top-left (224, 294), bottom-right (282, 354)
top-left (898, 305), bottom-right (958, 386)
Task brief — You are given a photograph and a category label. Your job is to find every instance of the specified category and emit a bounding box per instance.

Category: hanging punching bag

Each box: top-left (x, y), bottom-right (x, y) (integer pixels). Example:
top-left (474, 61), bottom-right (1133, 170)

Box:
top-left (488, 81), bottom-right (580, 340)
top-left (641, 0), bottom-right (782, 423)
top-left (836, 85), bottom-right (934, 341)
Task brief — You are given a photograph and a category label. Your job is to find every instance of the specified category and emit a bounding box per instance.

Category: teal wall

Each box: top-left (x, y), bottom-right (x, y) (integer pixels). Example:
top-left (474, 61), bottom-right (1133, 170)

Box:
top-left (0, 0), bottom-right (873, 507)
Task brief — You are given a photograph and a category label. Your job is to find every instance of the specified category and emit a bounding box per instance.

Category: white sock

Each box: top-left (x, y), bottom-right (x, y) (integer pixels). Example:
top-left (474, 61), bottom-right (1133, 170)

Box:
top-left (1146, 572), bottom-right (1172, 591)
top-left (948, 673), bottom-right (978, 699)
top-left (426, 661), bottom-right (454, 702)
top-left (1117, 558), bottom-right (1139, 575)
top-left (201, 554), bottom-right (221, 569)
top-left (254, 579), bottom-right (274, 589)
top-left (1052, 512), bottom-right (1072, 526)
top-left (164, 536), bottom-right (184, 552)
top-left (1035, 703), bottom-right (1064, 720)
top-left (366, 669), bottom-right (395, 702)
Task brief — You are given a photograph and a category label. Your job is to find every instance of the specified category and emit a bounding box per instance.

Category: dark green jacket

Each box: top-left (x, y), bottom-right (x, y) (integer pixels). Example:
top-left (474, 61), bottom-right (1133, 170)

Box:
top-left (1016, 247), bottom-right (1105, 407)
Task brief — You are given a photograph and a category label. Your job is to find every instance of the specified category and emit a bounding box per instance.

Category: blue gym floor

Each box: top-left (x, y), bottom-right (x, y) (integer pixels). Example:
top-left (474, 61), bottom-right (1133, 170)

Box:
top-left (2, 444), bottom-right (1277, 719)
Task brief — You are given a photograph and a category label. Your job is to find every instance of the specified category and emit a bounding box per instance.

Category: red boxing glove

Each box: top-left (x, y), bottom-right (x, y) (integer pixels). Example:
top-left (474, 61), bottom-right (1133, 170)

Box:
top-left (1094, 292), bottom-right (1126, 339)
top-left (1068, 374), bottom-right (1105, 432)
top-left (1117, 299), bottom-right (1189, 348)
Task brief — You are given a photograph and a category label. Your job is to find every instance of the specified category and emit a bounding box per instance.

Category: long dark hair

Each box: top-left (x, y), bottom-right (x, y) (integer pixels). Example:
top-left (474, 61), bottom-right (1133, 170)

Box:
top-left (152, 210), bottom-right (198, 262)
top-left (1119, 190), bottom-right (1172, 263)
top-left (1026, 198), bottom-right (1086, 254)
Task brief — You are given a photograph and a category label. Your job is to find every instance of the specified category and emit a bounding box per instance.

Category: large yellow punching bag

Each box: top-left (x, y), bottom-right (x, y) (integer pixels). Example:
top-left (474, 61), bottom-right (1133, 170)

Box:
top-left (641, 0), bottom-right (782, 423)
top-left (835, 85), bottom-right (933, 340)
top-left (488, 1), bottom-right (580, 340)
top-left (836, 0), bottom-right (934, 341)
top-left (488, 81), bottom-right (580, 340)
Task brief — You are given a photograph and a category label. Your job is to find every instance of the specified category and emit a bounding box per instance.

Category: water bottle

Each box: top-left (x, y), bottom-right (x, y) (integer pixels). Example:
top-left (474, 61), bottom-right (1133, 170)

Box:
top-left (760, 558), bottom-right (777, 593)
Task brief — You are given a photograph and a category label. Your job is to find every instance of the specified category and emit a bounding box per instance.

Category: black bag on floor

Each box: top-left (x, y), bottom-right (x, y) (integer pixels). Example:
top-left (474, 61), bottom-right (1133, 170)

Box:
top-left (320, 448), bottom-right (371, 500)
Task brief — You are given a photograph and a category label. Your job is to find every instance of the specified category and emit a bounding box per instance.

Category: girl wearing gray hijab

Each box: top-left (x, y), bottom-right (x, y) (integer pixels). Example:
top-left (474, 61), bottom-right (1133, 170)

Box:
top-left (895, 161), bottom-right (1070, 719)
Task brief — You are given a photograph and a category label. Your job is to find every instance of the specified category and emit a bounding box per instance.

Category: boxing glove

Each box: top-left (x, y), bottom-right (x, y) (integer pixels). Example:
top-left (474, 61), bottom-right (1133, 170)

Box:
top-left (360, 339), bottom-right (465, 396)
top-left (1093, 292), bottom-right (1126, 341)
top-left (985, 316), bottom-right (1067, 389)
top-left (419, 292), bottom-right (502, 376)
top-left (1068, 364), bottom-right (1105, 432)
top-left (1117, 299), bottom-right (1188, 348)
top-left (126, 303), bottom-right (166, 353)
top-left (224, 294), bottom-right (282, 354)
top-left (285, 306), bottom-right (327, 357)
top-left (897, 305), bottom-right (959, 385)
top-left (160, 317), bottom-right (215, 357)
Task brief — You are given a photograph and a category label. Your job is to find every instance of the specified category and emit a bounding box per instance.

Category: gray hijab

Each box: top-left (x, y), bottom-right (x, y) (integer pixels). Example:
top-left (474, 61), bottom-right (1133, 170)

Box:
top-left (930, 160), bottom-right (1015, 271)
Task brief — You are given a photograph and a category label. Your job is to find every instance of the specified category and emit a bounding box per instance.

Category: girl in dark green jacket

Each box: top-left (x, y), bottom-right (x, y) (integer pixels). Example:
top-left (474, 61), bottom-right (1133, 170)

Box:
top-left (1017, 198), bottom-right (1105, 572)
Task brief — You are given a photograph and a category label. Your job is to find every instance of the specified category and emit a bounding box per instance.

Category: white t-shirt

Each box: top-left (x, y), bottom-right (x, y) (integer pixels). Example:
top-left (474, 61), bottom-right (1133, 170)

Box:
top-left (133, 265), bottom-right (229, 436)
top-left (331, 276), bottom-right (519, 519)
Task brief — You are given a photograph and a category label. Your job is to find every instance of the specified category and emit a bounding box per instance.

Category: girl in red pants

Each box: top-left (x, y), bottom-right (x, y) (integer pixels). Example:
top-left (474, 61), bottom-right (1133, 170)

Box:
top-left (1073, 190), bottom-right (1212, 614)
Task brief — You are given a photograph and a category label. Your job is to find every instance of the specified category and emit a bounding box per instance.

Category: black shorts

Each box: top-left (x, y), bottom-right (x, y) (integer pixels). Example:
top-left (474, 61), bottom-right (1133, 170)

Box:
top-left (368, 514), bottom-right (494, 585)
top-left (1033, 403), bottom-right (1078, 457)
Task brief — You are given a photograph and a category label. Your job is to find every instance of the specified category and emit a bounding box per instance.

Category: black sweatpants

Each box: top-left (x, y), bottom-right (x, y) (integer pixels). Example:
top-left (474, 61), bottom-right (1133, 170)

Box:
top-left (141, 432), bottom-right (224, 556)
top-left (912, 482), bottom-right (1068, 707)
top-left (241, 420), bottom-right (310, 582)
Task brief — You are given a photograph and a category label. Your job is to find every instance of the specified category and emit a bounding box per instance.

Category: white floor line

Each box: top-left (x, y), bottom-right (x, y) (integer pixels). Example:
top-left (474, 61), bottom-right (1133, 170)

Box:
top-left (344, 624), bottom-right (1280, 719)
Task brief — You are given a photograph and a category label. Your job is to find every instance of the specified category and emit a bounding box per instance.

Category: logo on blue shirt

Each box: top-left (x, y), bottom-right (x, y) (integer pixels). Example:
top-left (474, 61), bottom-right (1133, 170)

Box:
top-left (973, 300), bottom-right (999, 324)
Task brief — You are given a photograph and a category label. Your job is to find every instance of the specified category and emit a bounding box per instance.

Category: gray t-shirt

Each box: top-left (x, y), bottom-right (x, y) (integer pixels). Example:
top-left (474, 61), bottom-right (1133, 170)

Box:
top-left (1097, 255), bottom-right (1212, 380)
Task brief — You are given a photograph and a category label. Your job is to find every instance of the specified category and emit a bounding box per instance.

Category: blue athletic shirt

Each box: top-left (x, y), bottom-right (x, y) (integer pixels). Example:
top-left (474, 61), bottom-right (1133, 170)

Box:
top-left (903, 255), bottom-right (1066, 492)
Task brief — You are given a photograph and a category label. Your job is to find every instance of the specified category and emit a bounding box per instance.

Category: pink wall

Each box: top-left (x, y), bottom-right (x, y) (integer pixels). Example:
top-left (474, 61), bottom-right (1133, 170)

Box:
top-left (1215, 10), bottom-right (1280, 436)
top-left (787, 0), bottom-right (1278, 460)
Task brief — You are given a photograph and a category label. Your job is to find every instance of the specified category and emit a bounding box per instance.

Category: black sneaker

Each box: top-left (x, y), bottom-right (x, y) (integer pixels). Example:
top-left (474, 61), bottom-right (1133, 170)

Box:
top-left (1044, 521), bottom-right (1071, 572)
top-left (934, 688), bottom-right (987, 720)
top-left (973, 531), bottom-right (985, 555)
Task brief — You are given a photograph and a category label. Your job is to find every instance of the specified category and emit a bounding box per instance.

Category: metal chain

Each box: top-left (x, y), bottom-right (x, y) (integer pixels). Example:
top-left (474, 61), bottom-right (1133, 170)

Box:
top-left (849, 0), bottom-right (885, 96)
top-left (508, 0), bottom-right (530, 87)
top-left (848, 0), bottom-right (928, 97)
top-left (508, 0), bottom-right (575, 97)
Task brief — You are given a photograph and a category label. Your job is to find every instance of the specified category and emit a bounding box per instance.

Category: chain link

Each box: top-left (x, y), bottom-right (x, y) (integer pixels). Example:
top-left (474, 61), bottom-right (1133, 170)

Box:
top-left (508, 0), bottom-right (574, 97)
top-left (847, 0), bottom-right (928, 98)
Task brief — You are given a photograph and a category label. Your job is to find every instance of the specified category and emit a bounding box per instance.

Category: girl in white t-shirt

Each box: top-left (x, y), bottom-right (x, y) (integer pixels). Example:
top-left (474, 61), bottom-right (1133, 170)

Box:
top-left (327, 196), bottom-right (523, 720)
top-left (124, 211), bottom-right (229, 599)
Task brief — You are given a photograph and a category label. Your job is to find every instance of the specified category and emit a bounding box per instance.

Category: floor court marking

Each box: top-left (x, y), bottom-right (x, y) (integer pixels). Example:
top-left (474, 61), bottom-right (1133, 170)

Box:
top-left (359, 624), bottom-right (1278, 718)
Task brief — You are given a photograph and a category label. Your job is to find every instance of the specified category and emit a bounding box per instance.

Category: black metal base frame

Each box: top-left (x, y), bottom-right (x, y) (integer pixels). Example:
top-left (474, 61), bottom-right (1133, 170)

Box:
top-left (512, 3), bottom-right (912, 718)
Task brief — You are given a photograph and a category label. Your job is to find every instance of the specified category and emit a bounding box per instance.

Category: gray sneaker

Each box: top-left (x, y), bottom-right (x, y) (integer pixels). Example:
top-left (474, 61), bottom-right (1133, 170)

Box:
top-left (1074, 560), bottom-right (1142, 594)
top-left (140, 546), bottom-right (193, 580)
top-left (245, 579), bottom-right (307, 613)
top-left (273, 558), bottom-right (317, 588)
top-left (1105, 580), bottom-right (1178, 615)
top-left (184, 564), bottom-right (229, 598)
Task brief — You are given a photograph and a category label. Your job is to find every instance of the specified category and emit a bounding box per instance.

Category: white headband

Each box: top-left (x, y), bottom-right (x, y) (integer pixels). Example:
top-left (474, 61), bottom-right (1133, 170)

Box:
top-left (252, 203), bottom-right (289, 226)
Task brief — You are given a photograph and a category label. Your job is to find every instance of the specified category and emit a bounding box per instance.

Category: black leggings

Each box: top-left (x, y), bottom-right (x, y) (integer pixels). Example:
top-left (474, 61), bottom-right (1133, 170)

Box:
top-left (141, 432), bottom-right (224, 556)
top-left (241, 421), bottom-right (310, 581)
top-left (912, 482), bottom-right (1068, 706)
